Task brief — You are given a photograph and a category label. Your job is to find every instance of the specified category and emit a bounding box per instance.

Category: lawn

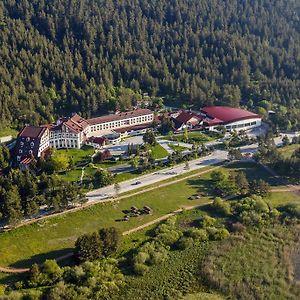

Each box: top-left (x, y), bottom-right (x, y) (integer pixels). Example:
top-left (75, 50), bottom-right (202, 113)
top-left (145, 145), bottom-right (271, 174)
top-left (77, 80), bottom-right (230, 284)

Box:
top-left (167, 131), bottom-right (218, 143)
top-left (52, 145), bottom-right (95, 166)
top-left (168, 143), bottom-right (189, 152)
top-left (56, 169), bottom-right (82, 183)
top-left (278, 144), bottom-right (299, 159)
top-left (0, 128), bottom-right (18, 138)
top-left (150, 143), bottom-right (169, 159)
top-left (265, 192), bottom-right (300, 207)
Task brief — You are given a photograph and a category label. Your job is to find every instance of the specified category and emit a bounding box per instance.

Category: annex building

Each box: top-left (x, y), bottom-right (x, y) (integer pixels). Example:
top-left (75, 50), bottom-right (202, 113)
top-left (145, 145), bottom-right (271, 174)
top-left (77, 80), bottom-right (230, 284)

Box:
top-left (200, 106), bottom-right (262, 131)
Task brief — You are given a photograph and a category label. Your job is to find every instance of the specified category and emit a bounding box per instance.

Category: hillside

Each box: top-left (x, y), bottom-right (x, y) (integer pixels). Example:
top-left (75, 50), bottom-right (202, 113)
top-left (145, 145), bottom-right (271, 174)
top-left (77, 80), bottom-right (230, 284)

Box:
top-left (0, 0), bottom-right (300, 129)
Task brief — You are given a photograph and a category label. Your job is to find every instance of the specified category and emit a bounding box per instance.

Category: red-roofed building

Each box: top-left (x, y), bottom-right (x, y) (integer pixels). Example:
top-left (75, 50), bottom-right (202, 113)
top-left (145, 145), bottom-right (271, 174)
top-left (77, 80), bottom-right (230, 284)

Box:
top-left (201, 106), bottom-right (261, 131)
top-left (172, 111), bottom-right (203, 131)
top-left (15, 109), bottom-right (155, 155)
top-left (14, 126), bottom-right (49, 165)
top-left (44, 113), bottom-right (90, 149)
top-left (86, 136), bottom-right (106, 149)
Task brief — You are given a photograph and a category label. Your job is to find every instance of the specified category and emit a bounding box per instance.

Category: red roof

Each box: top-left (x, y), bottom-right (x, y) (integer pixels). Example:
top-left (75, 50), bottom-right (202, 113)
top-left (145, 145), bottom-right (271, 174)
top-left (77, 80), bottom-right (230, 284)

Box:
top-left (201, 106), bottom-right (260, 124)
top-left (18, 126), bottom-right (47, 138)
top-left (87, 136), bottom-right (106, 145)
top-left (175, 111), bottom-right (202, 124)
top-left (204, 118), bottom-right (223, 126)
top-left (43, 113), bottom-right (89, 134)
top-left (87, 109), bottom-right (153, 125)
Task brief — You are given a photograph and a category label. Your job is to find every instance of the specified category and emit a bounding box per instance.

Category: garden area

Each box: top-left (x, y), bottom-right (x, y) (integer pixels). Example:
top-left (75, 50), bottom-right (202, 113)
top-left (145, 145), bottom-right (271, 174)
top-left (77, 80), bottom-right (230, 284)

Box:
top-left (168, 143), bottom-right (189, 152)
top-left (166, 131), bottom-right (220, 144)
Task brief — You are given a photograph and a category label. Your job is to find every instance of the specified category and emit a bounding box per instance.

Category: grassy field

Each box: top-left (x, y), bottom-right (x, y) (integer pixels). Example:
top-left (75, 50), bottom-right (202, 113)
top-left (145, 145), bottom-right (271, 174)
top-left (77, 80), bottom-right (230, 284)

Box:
top-left (0, 128), bottom-right (18, 138)
top-left (201, 226), bottom-right (300, 299)
top-left (278, 144), bottom-right (299, 158)
top-left (0, 173), bottom-right (211, 270)
top-left (150, 143), bottom-right (169, 159)
top-left (167, 131), bottom-right (216, 143)
top-left (168, 143), bottom-right (189, 152)
top-left (52, 146), bottom-right (95, 166)
top-left (57, 168), bottom-right (82, 183)
top-left (0, 161), bottom-right (297, 278)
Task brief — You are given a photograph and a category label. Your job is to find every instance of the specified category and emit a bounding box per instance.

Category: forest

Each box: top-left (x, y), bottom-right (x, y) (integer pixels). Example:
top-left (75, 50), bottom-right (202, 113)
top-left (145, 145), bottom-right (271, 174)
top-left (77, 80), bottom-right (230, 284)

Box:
top-left (0, 0), bottom-right (300, 129)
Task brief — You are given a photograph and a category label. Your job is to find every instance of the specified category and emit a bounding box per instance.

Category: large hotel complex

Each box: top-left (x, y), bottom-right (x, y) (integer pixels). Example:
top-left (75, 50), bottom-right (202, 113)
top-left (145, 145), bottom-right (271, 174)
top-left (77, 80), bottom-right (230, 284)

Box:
top-left (14, 109), bottom-right (154, 164)
top-left (14, 106), bottom-right (262, 165)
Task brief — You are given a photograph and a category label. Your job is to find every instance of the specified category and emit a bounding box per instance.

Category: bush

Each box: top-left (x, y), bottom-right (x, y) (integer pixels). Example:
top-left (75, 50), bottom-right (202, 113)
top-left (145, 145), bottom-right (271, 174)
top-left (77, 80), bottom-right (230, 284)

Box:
top-left (213, 228), bottom-right (230, 240)
top-left (230, 222), bottom-right (246, 233)
top-left (186, 228), bottom-right (208, 241)
top-left (134, 252), bottom-right (149, 264)
top-left (132, 240), bottom-right (169, 274)
top-left (156, 230), bottom-right (182, 246)
top-left (212, 197), bottom-right (231, 216)
top-left (176, 237), bottom-right (194, 250)
top-left (207, 227), bottom-right (230, 240)
top-left (199, 215), bottom-right (216, 228)
top-left (133, 263), bottom-right (149, 275)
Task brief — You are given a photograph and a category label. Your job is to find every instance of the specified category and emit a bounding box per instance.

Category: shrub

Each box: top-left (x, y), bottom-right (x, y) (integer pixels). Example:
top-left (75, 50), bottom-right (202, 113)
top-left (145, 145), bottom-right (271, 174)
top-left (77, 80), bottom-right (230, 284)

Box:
top-left (132, 240), bottom-right (169, 274)
top-left (156, 230), bottom-right (182, 246)
top-left (134, 252), bottom-right (149, 264)
top-left (212, 197), bottom-right (231, 216)
top-left (213, 228), bottom-right (230, 240)
top-left (186, 228), bottom-right (208, 241)
top-left (176, 237), bottom-right (194, 250)
top-left (230, 222), bottom-right (246, 233)
top-left (199, 215), bottom-right (216, 228)
top-left (133, 263), bottom-right (149, 275)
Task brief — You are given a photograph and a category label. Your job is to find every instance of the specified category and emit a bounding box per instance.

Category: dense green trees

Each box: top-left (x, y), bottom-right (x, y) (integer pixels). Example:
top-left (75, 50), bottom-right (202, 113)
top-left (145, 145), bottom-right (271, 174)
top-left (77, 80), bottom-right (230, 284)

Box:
top-left (0, 169), bottom-right (86, 225)
top-left (75, 227), bottom-right (120, 262)
top-left (26, 259), bottom-right (125, 299)
top-left (0, 0), bottom-right (300, 130)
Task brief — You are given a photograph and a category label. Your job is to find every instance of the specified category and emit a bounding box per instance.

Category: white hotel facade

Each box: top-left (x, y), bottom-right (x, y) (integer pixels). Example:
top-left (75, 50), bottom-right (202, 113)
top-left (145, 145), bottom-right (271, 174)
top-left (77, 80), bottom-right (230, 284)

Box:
top-left (44, 109), bottom-right (154, 150)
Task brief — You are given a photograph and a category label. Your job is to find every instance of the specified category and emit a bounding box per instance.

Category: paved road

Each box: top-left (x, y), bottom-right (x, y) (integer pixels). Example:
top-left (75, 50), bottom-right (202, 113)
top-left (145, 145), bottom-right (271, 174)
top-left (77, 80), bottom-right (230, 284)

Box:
top-left (87, 149), bottom-right (228, 201)
top-left (86, 131), bottom-right (300, 202)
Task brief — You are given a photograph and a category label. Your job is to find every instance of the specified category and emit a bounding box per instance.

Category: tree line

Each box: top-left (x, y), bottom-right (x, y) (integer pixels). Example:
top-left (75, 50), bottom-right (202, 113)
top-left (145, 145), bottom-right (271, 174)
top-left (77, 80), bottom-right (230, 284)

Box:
top-left (0, 144), bottom-right (86, 226)
top-left (0, 0), bottom-right (299, 130)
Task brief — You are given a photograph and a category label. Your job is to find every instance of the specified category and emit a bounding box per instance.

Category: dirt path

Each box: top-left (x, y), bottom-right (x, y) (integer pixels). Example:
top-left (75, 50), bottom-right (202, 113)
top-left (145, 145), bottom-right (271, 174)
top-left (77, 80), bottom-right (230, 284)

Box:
top-left (260, 163), bottom-right (300, 195)
top-left (271, 187), bottom-right (300, 193)
top-left (122, 203), bottom-right (208, 236)
top-left (0, 266), bottom-right (30, 273)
